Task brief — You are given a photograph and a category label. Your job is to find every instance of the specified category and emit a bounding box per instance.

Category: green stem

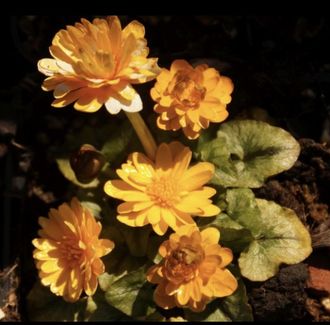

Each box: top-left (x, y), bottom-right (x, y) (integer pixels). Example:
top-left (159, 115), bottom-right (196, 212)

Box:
top-left (125, 112), bottom-right (157, 160)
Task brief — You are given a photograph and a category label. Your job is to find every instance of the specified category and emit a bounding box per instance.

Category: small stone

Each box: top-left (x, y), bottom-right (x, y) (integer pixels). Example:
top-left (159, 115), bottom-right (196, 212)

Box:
top-left (0, 308), bottom-right (5, 320)
top-left (308, 266), bottom-right (330, 294)
top-left (321, 297), bottom-right (330, 314)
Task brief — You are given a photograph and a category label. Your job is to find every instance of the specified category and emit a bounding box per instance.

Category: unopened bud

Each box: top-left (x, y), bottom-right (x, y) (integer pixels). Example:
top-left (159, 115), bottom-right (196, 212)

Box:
top-left (70, 144), bottom-right (105, 183)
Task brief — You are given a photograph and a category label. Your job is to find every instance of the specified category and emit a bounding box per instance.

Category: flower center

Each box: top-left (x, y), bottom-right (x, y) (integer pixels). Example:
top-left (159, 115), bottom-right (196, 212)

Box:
top-left (170, 72), bottom-right (206, 107)
top-left (165, 245), bottom-right (204, 282)
top-left (146, 176), bottom-right (177, 207)
top-left (60, 238), bottom-right (84, 268)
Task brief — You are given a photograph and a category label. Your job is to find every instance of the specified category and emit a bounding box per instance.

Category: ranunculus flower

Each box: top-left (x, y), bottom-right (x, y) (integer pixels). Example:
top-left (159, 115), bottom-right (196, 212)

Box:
top-left (38, 16), bottom-right (160, 114)
top-left (104, 141), bottom-right (220, 236)
top-left (147, 225), bottom-right (238, 312)
top-left (151, 59), bottom-right (233, 139)
top-left (32, 198), bottom-right (114, 302)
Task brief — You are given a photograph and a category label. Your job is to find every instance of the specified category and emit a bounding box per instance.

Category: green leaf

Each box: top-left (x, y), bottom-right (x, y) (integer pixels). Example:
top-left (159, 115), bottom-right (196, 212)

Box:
top-left (27, 281), bottom-right (130, 322)
top-left (146, 234), bottom-right (165, 264)
top-left (80, 201), bottom-right (102, 218)
top-left (239, 199), bottom-right (312, 281)
top-left (27, 281), bottom-right (86, 321)
top-left (184, 268), bottom-right (253, 321)
top-left (119, 225), bottom-right (151, 257)
top-left (101, 119), bottom-right (141, 164)
top-left (226, 188), bottom-right (263, 237)
top-left (56, 158), bottom-right (99, 188)
top-left (84, 290), bottom-right (131, 321)
top-left (99, 250), bottom-right (147, 291)
top-left (198, 120), bottom-right (300, 188)
top-left (105, 266), bottom-right (156, 318)
top-left (197, 213), bottom-right (253, 253)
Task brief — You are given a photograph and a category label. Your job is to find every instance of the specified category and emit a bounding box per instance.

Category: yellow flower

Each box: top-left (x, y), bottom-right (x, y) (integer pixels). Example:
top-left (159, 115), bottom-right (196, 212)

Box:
top-left (38, 16), bottom-right (160, 114)
top-left (151, 59), bottom-right (233, 139)
top-left (104, 141), bottom-right (220, 236)
top-left (146, 225), bottom-right (238, 312)
top-left (32, 198), bottom-right (114, 302)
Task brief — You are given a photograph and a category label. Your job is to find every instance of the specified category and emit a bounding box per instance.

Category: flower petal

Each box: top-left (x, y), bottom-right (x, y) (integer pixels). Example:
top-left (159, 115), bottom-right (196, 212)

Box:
top-left (201, 228), bottom-right (220, 245)
top-left (105, 92), bottom-right (142, 114)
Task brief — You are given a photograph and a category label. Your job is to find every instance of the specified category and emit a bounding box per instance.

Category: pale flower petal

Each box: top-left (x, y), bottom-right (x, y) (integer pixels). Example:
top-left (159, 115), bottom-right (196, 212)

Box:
top-left (38, 16), bottom-right (160, 113)
top-left (105, 93), bottom-right (142, 114)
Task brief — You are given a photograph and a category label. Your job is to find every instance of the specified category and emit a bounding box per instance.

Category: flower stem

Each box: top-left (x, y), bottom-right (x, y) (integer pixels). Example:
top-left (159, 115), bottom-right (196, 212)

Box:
top-left (125, 112), bottom-right (157, 160)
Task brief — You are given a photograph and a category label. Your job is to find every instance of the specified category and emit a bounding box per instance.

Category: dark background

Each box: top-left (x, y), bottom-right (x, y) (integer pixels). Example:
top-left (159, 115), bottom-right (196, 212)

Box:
top-left (1, 15), bottom-right (330, 320)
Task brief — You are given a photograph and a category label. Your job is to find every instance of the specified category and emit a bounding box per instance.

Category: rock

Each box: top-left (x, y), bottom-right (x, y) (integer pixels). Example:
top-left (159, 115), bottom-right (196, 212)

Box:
top-left (307, 266), bottom-right (330, 295)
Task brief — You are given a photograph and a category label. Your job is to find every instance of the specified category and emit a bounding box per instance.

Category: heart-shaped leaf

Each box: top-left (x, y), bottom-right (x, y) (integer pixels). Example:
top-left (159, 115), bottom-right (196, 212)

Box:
top-left (198, 120), bottom-right (300, 188)
top-left (105, 266), bottom-right (156, 318)
top-left (238, 198), bottom-right (312, 281)
top-left (222, 189), bottom-right (312, 281)
top-left (197, 213), bottom-right (253, 253)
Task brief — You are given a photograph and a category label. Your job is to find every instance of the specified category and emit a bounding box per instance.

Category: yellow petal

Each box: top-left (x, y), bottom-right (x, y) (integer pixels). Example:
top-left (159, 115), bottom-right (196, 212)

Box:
top-left (74, 96), bottom-right (103, 113)
top-left (209, 268), bottom-right (238, 298)
top-left (176, 283), bottom-right (191, 305)
top-left (160, 208), bottom-right (177, 229)
top-left (171, 146), bottom-right (192, 178)
top-left (171, 209), bottom-right (196, 227)
top-left (182, 125), bottom-right (200, 140)
top-left (107, 16), bottom-right (122, 55)
top-left (117, 215), bottom-right (137, 227)
top-left (181, 162), bottom-right (214, 191)
top-left (155, 143), bottom-right (173, 172)
top-left (199, 204), bottom-right (221, 217)
top-left (147, 205), bottom-right (161, 224)
top-left (170, 59), bottom-right (192, 75)
top-left (99, 239), bottom-right (115, 256)
top-left (154, 283), bottom-right (177, 309)
top-left (122, 20), bottom-right (145, 39)
top-left (39, 259), bottom-right (60, 273)
top-left (152, 219), bottom-right (169, 236)
top-left (104, 180), bottom-right (149, 201)
top-left (146, 265), bottom-right (163, 284)
top-left (84, 270), bottom-right (98, 296)
top-left (173, 224), bottom-right (198, 237)
top-left (131, 152), bottom-right (155, 178)
top-left (201, 228), bottom-right (220, 245)
top-left (190, 277), bottom-right (203, 302)
top-left (32, 238), bottom-right (58, 251)
top-left (118, 201), bottom-right (153, 214)
top-left (40, 269), bottom-right (62, 286)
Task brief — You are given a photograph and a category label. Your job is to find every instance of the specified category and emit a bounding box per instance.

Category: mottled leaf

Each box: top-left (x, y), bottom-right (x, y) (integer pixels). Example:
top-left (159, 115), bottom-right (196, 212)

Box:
top-left (198, 120), bottom-right (300, 188)
top-left (239, 199), bottom-right (312, 281)
top-left (197, 213), bottom-right (253, 253)
top-left (105, 266), bottom-right (156, 318)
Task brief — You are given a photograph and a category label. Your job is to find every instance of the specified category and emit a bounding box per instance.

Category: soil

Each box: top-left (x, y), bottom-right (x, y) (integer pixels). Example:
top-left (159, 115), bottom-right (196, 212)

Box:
top-left (250, 139), bottom-right (330, 321)
top-left (1, 15), bottom-right (330, 321)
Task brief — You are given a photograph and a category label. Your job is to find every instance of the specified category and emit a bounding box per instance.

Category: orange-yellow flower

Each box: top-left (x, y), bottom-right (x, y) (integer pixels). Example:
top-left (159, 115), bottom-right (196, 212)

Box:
top-left (146, 225), bottom-right (238, 312)
top-left (32, 198), bottom-right (114, 302)
top-left (104, 141), bottom-right (220, 236)
top-left (151, 60), bottom-right (233, 139)
top-left (38, 16), bottom-right (160, 114)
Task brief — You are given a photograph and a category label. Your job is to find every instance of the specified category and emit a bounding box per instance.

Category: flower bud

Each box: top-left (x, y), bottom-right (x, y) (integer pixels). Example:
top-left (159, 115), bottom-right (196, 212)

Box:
top-left (70, 144), bottom-right (105, 183)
